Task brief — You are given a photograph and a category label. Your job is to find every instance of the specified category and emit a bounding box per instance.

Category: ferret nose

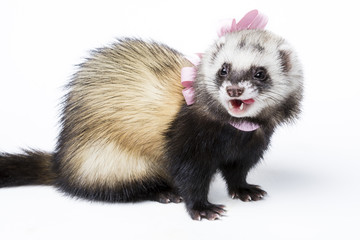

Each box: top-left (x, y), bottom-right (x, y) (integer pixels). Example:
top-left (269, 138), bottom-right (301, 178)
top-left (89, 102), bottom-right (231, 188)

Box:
top-left (226, 86), bottom-right (245, 97)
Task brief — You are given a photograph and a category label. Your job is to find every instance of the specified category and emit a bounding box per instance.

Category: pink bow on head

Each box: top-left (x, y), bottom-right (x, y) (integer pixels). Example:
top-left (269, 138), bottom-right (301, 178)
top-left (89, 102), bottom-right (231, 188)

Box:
top-left (217, 9), bottom-right (268, 37)
top-left (181, 10), bottom-right (268, 106)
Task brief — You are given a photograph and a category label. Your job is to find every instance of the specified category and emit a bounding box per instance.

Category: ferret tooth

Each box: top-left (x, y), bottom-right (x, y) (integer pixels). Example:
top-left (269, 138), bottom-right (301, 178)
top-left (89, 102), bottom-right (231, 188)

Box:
top-left (228, 101), bottom-right (234, 109)
top-left (240, 102), bottom-right (244, 110)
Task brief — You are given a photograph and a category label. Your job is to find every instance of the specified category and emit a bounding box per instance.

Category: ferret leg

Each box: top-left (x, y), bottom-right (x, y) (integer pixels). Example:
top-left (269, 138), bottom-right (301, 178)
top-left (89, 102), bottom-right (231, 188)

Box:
top-left (220, 161), bottom-right (267, 202)
top-left (170, 160), bottom-right (226, 220)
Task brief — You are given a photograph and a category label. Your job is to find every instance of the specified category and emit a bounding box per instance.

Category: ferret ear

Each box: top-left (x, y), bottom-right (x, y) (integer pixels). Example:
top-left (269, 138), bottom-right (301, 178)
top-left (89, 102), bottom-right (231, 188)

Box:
top-left (279, 50), bottom-right (292, 73)
top-left (217, 36), bottom-right (226, 48)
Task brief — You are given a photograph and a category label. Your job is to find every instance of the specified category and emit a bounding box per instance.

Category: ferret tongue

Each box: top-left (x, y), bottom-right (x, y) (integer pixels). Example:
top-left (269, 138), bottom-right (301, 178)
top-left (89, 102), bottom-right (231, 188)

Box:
top-left (242, 99), bottom-right (255, 104)
top-left (230, 121), bottom-right (260, 132)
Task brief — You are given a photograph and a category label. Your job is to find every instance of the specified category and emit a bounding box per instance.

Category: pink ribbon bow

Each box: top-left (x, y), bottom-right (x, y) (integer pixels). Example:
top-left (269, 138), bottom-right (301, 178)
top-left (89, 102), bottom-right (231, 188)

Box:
top-left (217, 9), bottom-right (268, 37)
top-left (181, 54), bottom-right (202, 105)
top-left (181, 9), bottom-right (268, 106)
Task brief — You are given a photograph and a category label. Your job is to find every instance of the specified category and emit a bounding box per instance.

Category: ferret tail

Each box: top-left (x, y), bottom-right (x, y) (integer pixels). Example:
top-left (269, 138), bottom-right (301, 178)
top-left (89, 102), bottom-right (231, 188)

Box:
top-left (0, 150), bottom-right (56, 188)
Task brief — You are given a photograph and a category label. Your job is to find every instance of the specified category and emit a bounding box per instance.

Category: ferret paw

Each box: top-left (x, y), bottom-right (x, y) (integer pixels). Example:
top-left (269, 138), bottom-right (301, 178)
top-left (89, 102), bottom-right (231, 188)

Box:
top-left (230, 184), bottom-right (267, 202)
top-left (189, 203), bottom-right (226, 221)
top-left (154, 191), bottom-right (183, 204)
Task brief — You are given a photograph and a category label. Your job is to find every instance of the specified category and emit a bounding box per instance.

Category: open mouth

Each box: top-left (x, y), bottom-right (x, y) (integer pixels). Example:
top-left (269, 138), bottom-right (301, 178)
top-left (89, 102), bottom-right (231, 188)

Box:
top-left (228, 99), bottom-right (255, 114)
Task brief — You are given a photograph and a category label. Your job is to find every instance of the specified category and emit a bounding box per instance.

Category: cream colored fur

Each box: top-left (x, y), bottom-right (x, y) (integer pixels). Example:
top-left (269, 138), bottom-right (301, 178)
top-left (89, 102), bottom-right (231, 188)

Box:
top-left (59, 39), bottom-right (192, 187)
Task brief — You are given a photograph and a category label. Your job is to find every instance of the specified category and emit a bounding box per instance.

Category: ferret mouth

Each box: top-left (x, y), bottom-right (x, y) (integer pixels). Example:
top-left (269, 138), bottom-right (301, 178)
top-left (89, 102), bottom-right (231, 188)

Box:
top-left (228, 99), bottom-right (255, 115)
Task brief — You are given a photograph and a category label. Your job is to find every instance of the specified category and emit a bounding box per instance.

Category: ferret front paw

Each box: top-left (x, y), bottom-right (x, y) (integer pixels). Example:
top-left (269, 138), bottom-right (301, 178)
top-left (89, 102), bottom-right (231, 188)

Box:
top-left (188, 203), bottom-right (226, 221)
top-left (230, 184), bottom-right (267, 201)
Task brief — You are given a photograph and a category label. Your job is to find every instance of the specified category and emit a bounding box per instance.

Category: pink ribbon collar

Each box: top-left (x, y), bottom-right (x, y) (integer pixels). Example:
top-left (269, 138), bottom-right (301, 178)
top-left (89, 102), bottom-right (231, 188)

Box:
top-left (181, 10), bottom-right (268, 131)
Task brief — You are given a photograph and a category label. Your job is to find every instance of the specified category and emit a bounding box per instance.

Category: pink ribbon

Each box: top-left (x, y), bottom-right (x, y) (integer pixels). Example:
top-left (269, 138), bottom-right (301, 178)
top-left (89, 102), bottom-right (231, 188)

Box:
top-left (181, 53), bottom-right (202, 105)
top-left (230, 121), bottom-right (260, 132)
top-left (217, 9), bottom-right (268, 37)
top-left (181, 10), bottom-right (268, 106)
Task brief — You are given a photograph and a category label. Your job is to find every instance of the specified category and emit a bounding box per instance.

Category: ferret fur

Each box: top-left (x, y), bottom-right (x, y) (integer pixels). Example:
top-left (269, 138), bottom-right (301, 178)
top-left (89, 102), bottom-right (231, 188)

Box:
top-left (0, 30), bottom-right (303, 220)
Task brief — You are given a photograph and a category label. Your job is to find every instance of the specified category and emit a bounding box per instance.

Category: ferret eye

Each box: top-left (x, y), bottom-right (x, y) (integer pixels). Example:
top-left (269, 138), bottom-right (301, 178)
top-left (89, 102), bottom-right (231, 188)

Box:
top-left (253, 68), bottom-right (267, 81)
top-left (219, 63), bottom-right (230, 77)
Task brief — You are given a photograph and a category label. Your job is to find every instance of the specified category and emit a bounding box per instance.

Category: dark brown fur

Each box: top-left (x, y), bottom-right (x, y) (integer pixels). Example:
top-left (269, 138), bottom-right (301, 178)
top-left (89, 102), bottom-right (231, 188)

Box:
top-left (0, 151), bottom-right (55, 187)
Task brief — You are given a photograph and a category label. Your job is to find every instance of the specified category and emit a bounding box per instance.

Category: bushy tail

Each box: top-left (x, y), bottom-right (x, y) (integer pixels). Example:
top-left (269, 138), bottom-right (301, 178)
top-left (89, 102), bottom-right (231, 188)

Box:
top-left (0, 150), bottom-right (56, 187)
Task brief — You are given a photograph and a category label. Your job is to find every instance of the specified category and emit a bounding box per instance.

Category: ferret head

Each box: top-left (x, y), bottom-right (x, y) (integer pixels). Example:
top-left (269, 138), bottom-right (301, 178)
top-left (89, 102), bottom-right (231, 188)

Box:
top-left (194, 29), bottom-right (303, 127)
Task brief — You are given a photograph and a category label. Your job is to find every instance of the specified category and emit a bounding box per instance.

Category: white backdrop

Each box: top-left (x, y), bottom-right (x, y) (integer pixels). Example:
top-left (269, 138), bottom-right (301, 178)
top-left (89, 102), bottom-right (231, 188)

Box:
top-left (1, 0), bottom-right (360, 239)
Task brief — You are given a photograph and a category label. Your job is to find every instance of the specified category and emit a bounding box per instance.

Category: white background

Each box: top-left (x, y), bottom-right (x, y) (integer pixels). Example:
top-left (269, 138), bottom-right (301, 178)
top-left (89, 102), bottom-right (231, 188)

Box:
top-left (1, 0), bottom-right (360, 239)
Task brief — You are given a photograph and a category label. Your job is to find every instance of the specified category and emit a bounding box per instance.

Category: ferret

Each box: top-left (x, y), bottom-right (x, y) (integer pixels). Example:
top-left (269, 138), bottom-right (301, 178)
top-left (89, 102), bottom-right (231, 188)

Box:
top-left (0, 29), bottom-right (303, 220)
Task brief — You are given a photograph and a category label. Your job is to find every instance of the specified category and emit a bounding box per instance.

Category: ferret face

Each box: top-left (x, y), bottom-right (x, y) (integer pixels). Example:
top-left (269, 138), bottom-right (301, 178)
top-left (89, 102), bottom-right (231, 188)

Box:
top-left (195, 30), bottom-right (303, 122)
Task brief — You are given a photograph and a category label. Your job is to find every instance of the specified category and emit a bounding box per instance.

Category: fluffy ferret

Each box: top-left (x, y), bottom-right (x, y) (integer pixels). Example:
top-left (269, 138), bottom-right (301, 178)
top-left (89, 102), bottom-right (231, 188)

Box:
top-left (0, 29), bottom-right (303, 220)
